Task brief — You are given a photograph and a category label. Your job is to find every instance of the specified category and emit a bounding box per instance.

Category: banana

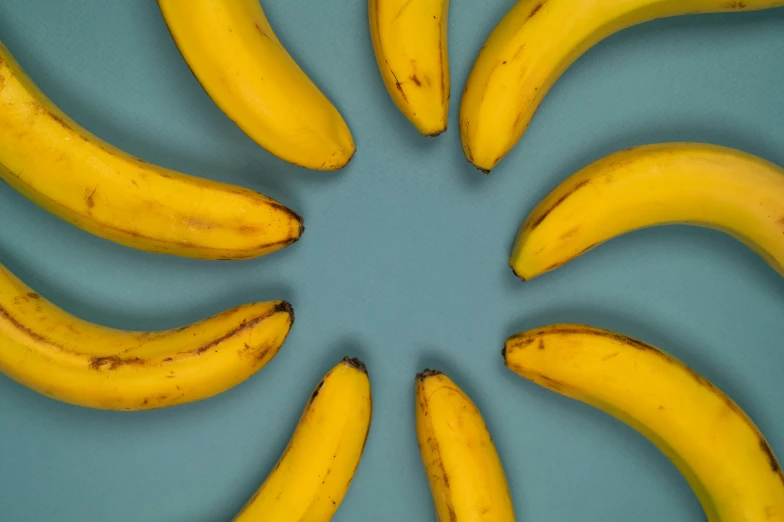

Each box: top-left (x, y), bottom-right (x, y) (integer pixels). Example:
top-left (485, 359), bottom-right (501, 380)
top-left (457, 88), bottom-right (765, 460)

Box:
top-left (504, 324), bottom-right (784, 521)
top-left (369, 0), bottom-right (450, 136)
top-left (416, 369), bottom-right (516, 522)
top-left (0, 41), bottom-right (303, 260)
top-left (0, 263), bottom-right (294, 410)
top-left (234, 357), bottom-right (372, 522)
top-left (460, 0), bottom-right (784, 173)
top-left (510, 143), bottom-right (784, 280)
top-left (158, 0), bottom-right (355, 170)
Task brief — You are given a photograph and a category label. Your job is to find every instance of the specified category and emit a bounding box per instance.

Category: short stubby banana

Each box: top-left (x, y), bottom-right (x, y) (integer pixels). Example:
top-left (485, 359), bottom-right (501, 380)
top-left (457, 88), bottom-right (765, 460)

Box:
top-left (510, 143), bottom-right (784, 280)
top-left (369, 0), bottom-right (450, 136)
top-left (0, 42), bottom-right (303, 260)
top-left (234, 357), bottom-right (372, 521)
top-left (416, 369), bottom-right (516, 522)
top-left (504, 324), bottom-right (784, 521)
top-left (0, 264), bottom-right (294, 410)
top-left (460, 0), bottom-right (784, 173)
top-left (158, 0), bottom-right (355, 170)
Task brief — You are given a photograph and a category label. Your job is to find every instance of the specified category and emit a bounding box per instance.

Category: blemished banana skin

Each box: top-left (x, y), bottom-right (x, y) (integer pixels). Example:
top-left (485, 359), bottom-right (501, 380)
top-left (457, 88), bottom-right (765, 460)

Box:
top-left (369, 0), bottom-right (451, 136)
top-left (416, 369), bottom-right (516, 522)
top-left (460, 0), bottom-right (784, 173)
top-left (0, 41), bottom-right (303, 260)
top-left (233, 357), bottom-right (372, 522)
top-left (510, 143), bottom-right (784, 280)
top-left (159, 0), bottom-right (356, 170)
top-left (505, 324), bottom-right (784, 522)
top-left (0, 264), bottom-right (294, 410)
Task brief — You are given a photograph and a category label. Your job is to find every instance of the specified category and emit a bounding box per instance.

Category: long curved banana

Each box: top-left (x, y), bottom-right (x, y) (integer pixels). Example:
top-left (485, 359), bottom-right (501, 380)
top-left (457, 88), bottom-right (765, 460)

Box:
top-left (0, 264), bottom-right (294, 410)
top-left (369, 0), bottom-right (450, 136)
top-left (158, 0), bottom-right (355, 170)
top-left (504, 324), bottom-right (784, 521)
top-left (234, 357), bottom-right (372, 521)
top-left (460, 0), bottom-right (784, 173)
top-left (416, 369), bottom-right (516, 522)
top-left (0, 41), bottom-right (302, 260)
top-left (510, 143), bottom-right (784, 280)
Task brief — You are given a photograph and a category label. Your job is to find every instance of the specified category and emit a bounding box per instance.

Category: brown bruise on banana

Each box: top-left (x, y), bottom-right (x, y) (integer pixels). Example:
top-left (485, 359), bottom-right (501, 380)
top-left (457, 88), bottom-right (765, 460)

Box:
top-left (527, 179), bottom-right (591, 230)
top-left (528, 0), bottom-right (547, 19)
top-left (505, 327), bottom-right (784, 484)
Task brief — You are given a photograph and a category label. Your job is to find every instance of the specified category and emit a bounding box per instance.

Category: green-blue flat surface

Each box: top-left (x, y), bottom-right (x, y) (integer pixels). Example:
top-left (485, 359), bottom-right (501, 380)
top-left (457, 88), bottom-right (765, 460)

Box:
top-left (1, 1), bottom-right (783, 520)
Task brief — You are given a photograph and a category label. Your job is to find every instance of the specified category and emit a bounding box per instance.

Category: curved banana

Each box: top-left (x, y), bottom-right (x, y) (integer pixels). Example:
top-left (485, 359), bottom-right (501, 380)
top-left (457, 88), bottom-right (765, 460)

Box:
top-left (0, 41), bottom-right (302, 260)
top-left (416, 369), bottom-right (516, 522)
top-left (369, 0), bottom-right (450, 136)
top-left (234, 357), bottom-right (372, 521)
top-left (0, 264), bottom-right (294, 410)
top-left (158, 0), bottom-right (355, 170)
top-left (504, 324), bottom-right (784, 521)
top-left (510, 143), bottom-right (784, 280)
top-left (460, 0), bottom-right (784, 173)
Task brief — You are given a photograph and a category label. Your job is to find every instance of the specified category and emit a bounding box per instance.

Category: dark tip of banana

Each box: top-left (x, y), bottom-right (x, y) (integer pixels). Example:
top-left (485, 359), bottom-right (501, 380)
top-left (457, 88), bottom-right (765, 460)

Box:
top-left (416, 368), bottom-right (443, 381)
top-left (274, 301), bottom-right (294, 322)
top-left (342, 356), bottom-right (367, 373)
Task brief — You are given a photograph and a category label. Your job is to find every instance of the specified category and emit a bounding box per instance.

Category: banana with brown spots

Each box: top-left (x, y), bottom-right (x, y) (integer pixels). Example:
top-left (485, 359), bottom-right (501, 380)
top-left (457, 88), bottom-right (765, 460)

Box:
top-left (0, 263), bottom-right (294, 410)
top-left (505, 324), bottom-right (784, 521)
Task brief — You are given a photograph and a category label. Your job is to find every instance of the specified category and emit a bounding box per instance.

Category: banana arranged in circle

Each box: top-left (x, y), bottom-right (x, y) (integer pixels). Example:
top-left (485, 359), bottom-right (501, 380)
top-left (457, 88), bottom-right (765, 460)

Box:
top-left (0, 41), bottom-right (303, 260)
top-left (369, 0), bottom-right (450, 136)
top-left (234, 357), bottom-right (372, 521)
top-left (504, 324), bottom-right (784, 521)
top-left (0, 264), bottom-right (294, 410)
top-left (159, 0), bottom-right (356, 170)
top-left (460, 0), bottom-right (784, 173)
top-left (416, 369), bottom-right (516, 522)
top-left (510, 143), bottom-right (784, 280)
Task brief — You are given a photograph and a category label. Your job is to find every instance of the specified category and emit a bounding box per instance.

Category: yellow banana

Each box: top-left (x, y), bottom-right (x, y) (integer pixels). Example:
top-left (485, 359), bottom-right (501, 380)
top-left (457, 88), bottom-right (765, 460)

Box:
top-left (158, 0), bottom-right (355, 170)
top-left (0, 263), bottom-right (294, 410)
top-left (504, 324), bottom-right (784, 521)
top-left (369, 0), bottom-right (450, 136)
top-left (510, 143), bottom-right (784, 280)
top-left (416, 369), bottom-right (516, 522)
top-left (234, 357), bottom-right (372, 521)
top-left (0, 41), bottom-right (302, 260)
top-left (460, 0), bottom-right (784, 173)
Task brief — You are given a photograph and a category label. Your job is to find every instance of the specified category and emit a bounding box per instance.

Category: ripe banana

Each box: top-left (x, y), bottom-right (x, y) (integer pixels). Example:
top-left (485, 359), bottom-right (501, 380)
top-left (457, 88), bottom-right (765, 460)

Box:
top-left (460, 0), bottom-right (784, 173)
top-left (504, 324), bottom-right (784, 521)
top-left (416, 369), bottom-right (516, 522)
top-left (0, 41), bottom-right (303, 260)
top-left (158, 0), bottom-right (355, 170)
top-left (234, 357), bottom-right (372, 521)
top-left (0, 263), bottom-right (294, 410)
top-left (369, 0), bottom-right (450, 136)
top-left (510, 143), bottom-right (784, 280)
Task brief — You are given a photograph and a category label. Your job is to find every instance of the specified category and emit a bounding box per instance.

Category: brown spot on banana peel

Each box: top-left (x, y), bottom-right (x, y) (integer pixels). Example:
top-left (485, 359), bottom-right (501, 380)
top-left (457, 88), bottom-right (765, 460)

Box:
top-left (725, 0), bottom-right (748, 8)
top-left (309, 379), bottom-right (325, 404)
top-left (85, 186), bottom-right (97, 210)
top-left (88, 355), bottom-right (145, 371)
top-left (410, 74), bottom-right (421, 87)
top-left (528, 0), bottom-right (547, 18)
top-left (528, 179), bottom-right (591, 230)
top-left (392, 0), bottom-right (414, 21)
top-left (254, 21), bottom-right (273, 40)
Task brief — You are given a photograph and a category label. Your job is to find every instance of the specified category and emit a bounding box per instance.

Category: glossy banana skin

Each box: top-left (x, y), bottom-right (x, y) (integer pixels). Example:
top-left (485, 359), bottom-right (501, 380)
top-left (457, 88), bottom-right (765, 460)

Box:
top-left (510, 143), bottom-right (784, 280)
top-left (416, 370), bottom-right (516, 522)
top-left (460, 0), bottom-right (784, 173)
top-left (505, 324), bottom-right (784, 522)
top-left (0, 41), bottom-right (303, 260)
top-left (369, 0), bottom-right (450, 136)
top-left (0, 264), bottom-right (294, 410)
top-left (159, 0), bottom-right (355, 170)
top-left (234, 357), bottom-right (372, 522)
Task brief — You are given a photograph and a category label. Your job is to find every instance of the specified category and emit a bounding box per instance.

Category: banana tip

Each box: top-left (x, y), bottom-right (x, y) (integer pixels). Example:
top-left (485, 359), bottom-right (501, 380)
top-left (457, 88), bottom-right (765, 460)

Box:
top-left (416, 368), bottom-right (443, 381)
top-left (342, 356), bottom-right (367, 373)
top-left (509, 264), bottom-right (526, 282)
top-left (274, 301), bottom-right (295, 322)
top-left (423, 127), bottom-right (447, 138)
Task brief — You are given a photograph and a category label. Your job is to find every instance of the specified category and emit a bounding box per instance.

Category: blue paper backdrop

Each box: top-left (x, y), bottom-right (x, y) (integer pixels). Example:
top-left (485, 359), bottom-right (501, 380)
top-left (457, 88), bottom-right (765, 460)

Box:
top-left (1, 1), bottom-right (783, 520)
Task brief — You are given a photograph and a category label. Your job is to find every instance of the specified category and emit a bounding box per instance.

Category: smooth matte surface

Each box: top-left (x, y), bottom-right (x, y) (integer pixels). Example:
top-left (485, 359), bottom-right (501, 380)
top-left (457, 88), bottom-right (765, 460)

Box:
top-left (1, 1), bottom-right (783, 520)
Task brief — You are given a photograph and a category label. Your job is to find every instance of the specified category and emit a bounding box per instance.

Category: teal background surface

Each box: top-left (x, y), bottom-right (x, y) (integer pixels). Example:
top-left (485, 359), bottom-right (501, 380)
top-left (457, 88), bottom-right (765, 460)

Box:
top-left (1, 1), bottom-right (783, 520)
